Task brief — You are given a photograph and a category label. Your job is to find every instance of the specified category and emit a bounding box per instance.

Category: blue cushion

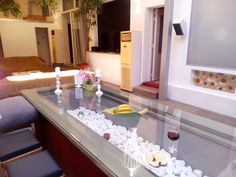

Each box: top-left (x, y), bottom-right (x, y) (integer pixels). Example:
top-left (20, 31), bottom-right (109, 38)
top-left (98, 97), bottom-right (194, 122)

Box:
top-left (6, 150), bottom-right (63, 177)
top-left (0, 96), bottom-right (38, 133)
top-left (0, 129), bottom-right (40, 161)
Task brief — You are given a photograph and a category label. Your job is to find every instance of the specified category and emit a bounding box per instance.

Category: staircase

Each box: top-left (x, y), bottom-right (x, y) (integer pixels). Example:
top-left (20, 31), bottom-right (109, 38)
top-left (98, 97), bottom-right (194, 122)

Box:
top-left (133, 82), bottom-right (159, 99)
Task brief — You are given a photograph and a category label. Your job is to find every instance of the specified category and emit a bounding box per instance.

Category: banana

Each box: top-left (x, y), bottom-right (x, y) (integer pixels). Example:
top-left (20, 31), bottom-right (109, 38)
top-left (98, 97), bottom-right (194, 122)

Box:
top-left (114, 104), bottom-right (132, 113)
top-left (117, 104), bottom-right (131, 109)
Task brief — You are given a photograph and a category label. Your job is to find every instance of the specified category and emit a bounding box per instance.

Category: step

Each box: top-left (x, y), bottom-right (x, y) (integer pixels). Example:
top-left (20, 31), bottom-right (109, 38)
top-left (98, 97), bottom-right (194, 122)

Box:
top-left (133, 85), bottom-right (159, 99)
top-left (142, 80), bottom-right (160, 89)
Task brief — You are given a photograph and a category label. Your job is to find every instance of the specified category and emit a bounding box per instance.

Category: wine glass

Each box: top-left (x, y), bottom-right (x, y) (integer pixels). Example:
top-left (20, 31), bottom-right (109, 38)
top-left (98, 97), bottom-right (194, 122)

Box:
top-left (167, 125), bottom-right (180, 154)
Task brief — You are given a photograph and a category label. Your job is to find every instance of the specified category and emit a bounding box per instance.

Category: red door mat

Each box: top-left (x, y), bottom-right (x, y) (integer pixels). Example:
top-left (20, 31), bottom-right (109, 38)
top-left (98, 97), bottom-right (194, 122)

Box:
top-left (142, 81), bottom-right (160, 89)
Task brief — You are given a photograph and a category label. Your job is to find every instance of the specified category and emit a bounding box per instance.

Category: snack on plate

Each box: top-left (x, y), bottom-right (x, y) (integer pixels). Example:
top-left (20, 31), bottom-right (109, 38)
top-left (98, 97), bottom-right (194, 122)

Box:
top-left (146, 151), bottom-right (168, 167)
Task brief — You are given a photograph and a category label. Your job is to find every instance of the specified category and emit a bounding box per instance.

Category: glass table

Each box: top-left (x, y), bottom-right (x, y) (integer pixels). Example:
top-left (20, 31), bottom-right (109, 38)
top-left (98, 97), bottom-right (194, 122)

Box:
top-left (21, 84), bottom-right (236, 177)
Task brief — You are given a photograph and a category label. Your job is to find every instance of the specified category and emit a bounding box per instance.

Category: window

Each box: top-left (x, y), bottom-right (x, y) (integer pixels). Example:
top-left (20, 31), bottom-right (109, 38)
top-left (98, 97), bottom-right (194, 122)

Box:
top-left (187, 0), bottom-right (236, 70)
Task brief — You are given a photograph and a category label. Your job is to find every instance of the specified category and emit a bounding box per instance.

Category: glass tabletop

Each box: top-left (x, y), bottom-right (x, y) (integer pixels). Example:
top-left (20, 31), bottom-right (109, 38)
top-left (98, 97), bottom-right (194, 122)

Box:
top-left (21, 84), bottom-right (236, 177)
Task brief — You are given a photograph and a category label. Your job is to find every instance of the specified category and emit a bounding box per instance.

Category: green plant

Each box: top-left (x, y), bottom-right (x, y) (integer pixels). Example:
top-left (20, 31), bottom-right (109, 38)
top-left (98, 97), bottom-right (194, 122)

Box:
top-left (36, 0), bottom-right (59, 15)
top-left (0, 0), bottom-right (22, 18)
top-left (79, 0), bottom-right (104, 49)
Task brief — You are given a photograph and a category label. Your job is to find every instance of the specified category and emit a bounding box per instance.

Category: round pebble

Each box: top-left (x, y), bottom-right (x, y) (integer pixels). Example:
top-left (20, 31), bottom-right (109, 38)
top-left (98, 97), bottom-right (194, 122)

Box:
top-left (67, 107), bottom-right (206, 177)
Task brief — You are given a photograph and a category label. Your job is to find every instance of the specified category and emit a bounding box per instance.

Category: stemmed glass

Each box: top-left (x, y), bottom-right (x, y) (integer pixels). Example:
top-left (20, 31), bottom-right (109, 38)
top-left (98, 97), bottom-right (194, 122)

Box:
top-left (167, 125), bottom-right (180, 154)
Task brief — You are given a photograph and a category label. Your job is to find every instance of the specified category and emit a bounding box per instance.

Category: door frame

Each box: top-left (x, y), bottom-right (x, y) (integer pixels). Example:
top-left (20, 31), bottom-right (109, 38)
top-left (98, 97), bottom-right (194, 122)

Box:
top-left (35, 27), bottom-right (51, 65)
top-left (150, 7), bottom-right (164, 81)
top-left (159, 0), bottom-right (174, 100)
top-left (62, 13), bottom-right (72, 65)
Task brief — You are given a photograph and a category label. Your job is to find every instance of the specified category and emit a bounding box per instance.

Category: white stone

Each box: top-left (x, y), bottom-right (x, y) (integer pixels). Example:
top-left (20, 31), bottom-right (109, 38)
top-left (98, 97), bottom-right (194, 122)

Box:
top-left (193, 169), bottom-right (203, 177)
top-left (154, 167), bottom-right (166, 177)
top-left (165, 175), bottom-right (177, 177)
top-left (186, 165), bottom-right (192, 172)
top-left (171, 157), bottom-right (176, 162)
top-left (137, 137), bottom-right (143, 143)
top-left (173, 166), bottom-right (182, 175)
top-left (67, 108), bottom-right (207, 177)
top-left (152, 145), bottom-right (160, 151)
top-left (166, 167), bottom-right (174, 175)
top-left (180, 172), bottom-right (187, 177)
top-left (175, 160), bottom-right (186, 167)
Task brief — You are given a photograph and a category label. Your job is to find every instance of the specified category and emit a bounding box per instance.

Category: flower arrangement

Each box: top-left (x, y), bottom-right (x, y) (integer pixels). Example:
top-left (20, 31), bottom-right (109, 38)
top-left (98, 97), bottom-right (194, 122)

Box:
top-left (79, 63), bottom-right (90, 70)
top-left (83, 73), bottom-right (95, 91)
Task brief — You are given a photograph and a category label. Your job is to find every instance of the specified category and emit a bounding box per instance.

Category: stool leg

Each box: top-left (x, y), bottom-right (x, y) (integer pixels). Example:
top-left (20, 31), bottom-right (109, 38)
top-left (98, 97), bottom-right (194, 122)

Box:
top-left (3, 168), bottom-right (8, 177)
top-left (31, 123), bottom-right (36, 136)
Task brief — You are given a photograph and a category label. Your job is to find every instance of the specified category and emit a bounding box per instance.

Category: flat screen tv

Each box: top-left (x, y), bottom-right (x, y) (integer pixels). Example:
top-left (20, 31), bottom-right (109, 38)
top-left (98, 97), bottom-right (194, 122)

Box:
top-left (96, 0), bottom-right (130, 53)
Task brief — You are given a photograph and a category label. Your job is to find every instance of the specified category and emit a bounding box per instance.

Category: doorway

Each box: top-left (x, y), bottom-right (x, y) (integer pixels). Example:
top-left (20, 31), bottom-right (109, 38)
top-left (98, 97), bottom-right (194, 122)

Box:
top-left (62, 12), bottom-right (86, 65)
top-left (0, 33), bottom-right (4, 58)
top-left (35, 27), bottom-right (51, 65)
top-left (133, 7), bottom-right (165, 98)
top-left (150, 7), bottom-right (164, 82)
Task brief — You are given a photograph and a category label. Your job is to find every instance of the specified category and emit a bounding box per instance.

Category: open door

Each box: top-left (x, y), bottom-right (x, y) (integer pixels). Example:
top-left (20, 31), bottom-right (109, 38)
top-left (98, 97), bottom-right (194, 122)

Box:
top-left (150, 7), bottom-right (164, 81)
top-left (35, 27), bottom-right (51, 65)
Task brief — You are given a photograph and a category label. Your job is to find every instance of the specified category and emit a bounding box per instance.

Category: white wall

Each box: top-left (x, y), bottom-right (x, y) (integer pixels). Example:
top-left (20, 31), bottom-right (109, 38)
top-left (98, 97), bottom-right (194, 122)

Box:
top-left (88, 0), bottom-right (165, 85)
top-left (0, 19), bottom-right (56, 59)
top-left (88, 52), bottom-right (121, 85)
top-left (0, 0), bottom-right (63, 62)
top-left (168, 0), bottom-right (236, 118)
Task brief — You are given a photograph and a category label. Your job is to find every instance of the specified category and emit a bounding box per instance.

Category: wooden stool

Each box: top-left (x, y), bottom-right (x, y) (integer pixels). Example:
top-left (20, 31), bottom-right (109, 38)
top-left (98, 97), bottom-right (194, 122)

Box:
top-left (5, 151), bottom-right (63, 177)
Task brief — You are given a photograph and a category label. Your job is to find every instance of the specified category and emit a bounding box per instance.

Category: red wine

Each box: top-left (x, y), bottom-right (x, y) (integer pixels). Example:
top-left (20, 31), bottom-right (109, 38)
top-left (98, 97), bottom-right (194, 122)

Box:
top-left (168, 131), bottom-right (180, 141)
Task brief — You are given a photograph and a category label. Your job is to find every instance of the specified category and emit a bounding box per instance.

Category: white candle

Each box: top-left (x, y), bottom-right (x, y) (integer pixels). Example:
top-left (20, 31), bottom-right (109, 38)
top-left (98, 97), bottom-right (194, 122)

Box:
top-left (55, 67), bottom-right (60, 74)
top-left (95, 69), bottom-right (101, 77)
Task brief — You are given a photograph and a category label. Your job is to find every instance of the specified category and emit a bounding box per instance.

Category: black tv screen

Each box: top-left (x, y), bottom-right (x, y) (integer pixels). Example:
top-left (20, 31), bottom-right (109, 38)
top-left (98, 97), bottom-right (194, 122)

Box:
top-left (97, 0), bottom-right (130, 53)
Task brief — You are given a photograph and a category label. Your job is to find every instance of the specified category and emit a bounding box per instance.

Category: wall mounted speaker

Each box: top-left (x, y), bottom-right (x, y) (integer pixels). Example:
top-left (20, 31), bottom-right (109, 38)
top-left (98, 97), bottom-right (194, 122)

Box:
top-left (173, 19), bottom-right (186, 36)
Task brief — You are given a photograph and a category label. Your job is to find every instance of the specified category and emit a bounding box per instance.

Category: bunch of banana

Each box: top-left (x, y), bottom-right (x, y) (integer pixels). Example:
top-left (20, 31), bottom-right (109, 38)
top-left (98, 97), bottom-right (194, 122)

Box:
top-left (114, 104), bottom-right (133, 114)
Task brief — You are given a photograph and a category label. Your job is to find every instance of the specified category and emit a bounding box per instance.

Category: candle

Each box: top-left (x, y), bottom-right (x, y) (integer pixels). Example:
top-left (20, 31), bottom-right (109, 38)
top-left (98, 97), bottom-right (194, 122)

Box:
top-left (95, 69), bottom-right (101, 77)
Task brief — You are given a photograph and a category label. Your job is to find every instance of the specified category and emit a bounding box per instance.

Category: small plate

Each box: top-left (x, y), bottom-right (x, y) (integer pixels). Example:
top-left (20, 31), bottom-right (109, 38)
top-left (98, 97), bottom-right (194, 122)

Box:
top-left (142, 151), bottom-right (168, 170)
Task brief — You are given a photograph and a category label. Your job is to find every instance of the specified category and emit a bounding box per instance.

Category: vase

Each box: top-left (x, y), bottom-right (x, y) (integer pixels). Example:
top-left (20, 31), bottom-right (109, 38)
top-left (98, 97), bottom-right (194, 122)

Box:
top-left (83, 83), bottom-right (95, 92)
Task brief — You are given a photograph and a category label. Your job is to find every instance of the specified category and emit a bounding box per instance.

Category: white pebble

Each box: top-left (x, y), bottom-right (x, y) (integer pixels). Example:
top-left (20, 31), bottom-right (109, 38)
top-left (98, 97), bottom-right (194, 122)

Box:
top-left (154, 167), bottom-right (166, 177)
top-left (67, 108), bottom-right (207, 177)
top-left (152, 145), bottom-right (160, 151)
top-left (137, 137), bottom-right (143, 143)
top-left (175, 160), bottom-right (186, 167)
top-left (180, 172), bottom-right (187, 177)
top-left (193, 169), bottom-right (203, 177)
top-left (186, 166), bottom-right (192, 172)
top-left (166, 167), bottom-right (174, 175)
